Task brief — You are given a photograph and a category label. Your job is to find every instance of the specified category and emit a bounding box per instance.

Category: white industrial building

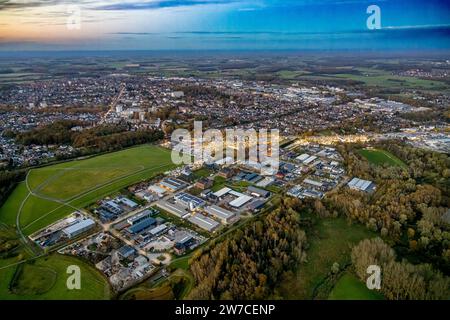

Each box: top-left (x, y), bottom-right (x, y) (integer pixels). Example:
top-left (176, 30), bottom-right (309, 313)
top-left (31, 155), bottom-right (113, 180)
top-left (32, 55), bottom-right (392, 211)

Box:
top-left (188, 214), bottom-right (220, 232)
top-left (347, 177), bottom-right (376, 192)
top-left (63, 219), bottom-right (95, 239)
top-left (204, 205), bottom-right (236, 224)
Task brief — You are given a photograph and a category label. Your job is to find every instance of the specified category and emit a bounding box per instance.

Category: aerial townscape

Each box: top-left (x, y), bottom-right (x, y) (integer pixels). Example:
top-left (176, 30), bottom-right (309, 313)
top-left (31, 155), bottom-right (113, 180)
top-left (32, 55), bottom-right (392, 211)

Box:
top-left (0, 0), bottom-right (449, 308)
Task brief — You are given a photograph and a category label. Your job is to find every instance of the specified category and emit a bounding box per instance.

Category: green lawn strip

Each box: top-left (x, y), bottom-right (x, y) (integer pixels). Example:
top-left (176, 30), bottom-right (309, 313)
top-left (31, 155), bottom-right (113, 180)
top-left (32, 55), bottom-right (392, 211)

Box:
top-left (169, 254), bottom-right (193, 271)
top-left (328, 272), bottom-right (384, 300)
top-left (192, 168), bottom-right (213, 179)
top-left (0, 182), bottom-right (29, 226)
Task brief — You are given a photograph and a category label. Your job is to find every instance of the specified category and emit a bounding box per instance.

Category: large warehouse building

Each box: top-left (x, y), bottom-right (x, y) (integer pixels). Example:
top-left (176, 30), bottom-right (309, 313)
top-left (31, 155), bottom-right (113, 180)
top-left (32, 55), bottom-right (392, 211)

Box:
top-left (63, 219), bottom-right (95, 239)
top-left (347, 177), bottom-right (376, 192)
top-left (187, 214), bottom-right (220, 232)
top-left (204, 205), bottom-right (236, 224)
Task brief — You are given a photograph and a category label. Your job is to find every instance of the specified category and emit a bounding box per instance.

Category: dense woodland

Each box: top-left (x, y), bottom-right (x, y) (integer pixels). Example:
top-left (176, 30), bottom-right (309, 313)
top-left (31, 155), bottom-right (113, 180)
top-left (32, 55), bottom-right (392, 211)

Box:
top-left (326, 141), bottom-right (450, 275)
top-left (352, 238), bottom-right (449, 299)
top-left (188, 198), bottom-right (307, 299)
top-left (8, 120), bottom-right (164, 156)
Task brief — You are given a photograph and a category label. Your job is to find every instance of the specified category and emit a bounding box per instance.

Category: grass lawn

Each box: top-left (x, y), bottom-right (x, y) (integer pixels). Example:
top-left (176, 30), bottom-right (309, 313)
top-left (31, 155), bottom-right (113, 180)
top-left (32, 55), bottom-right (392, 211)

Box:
top-left (192, 168), bottom-right (213, 179)
top-left (358, 148), bottom-right (407, 168)
top-left (211, 176), bottom-right (227, 192)
top-left (278, 215), bottom-right (376, 299)
top-left (328, 273), bottom-right (384, 300)
top-left (0, 145), bottom-right (176, 235)
top-left (169, 254), bottom-right (192, 271)
top-left (10, 263), bottom-right (57, 295)
top-left (0, 254), bottom-right (111, 300)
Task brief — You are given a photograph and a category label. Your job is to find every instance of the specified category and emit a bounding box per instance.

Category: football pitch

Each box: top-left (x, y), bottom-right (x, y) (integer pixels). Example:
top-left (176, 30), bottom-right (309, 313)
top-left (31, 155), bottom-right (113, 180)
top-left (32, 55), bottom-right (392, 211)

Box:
top-left (358, 148), bottom-right (407, 168)
top-left (0, 145), bottom-right (176, 235)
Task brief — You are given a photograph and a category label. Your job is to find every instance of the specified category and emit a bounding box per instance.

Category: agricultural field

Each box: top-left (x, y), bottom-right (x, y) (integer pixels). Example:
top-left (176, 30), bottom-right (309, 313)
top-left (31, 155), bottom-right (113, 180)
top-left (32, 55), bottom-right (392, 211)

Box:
top-left (0, 145), bottom-right (176, 235)
top-left (358, 148), bottom-right (407, 167)
top-left (328, 273), bottom-right (384, 300)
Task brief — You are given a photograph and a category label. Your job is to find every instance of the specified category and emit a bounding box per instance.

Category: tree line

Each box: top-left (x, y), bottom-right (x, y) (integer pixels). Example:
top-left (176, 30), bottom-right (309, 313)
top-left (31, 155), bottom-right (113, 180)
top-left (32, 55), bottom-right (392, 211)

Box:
top-left (187, 198), bottom-right (307, 299)
top-left (0, 170), bottom-right (26, 209)
top-left (351, 238), bottom-right (449, 300)
top-left (8, 120), bottom-right (164, 156)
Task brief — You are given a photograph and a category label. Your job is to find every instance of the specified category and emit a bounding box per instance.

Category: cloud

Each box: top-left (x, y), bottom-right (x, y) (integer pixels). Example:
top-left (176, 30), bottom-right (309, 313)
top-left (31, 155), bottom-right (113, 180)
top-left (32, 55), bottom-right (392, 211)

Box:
top-left (109, 32), bottom-right (159, 35)
top-left (93, 0), bottom-right (241, 11)
top-left (0, 0), bottom-right (94, 11)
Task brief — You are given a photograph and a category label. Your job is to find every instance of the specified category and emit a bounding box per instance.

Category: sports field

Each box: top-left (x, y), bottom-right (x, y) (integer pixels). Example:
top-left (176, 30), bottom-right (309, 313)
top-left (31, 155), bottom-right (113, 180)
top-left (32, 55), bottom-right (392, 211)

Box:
top-left (358, 148), bottom-right (406, 168)
top-left (0, 145), bottom-right (176, 235)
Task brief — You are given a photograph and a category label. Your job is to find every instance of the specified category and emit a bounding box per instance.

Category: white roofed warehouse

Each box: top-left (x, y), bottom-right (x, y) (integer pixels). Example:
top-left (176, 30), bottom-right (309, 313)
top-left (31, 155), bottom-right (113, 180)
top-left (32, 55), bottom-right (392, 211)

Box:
top-left (347, 177), bottom-right (376, 193)
top-left (204, 205), bottom-right (236, 224)
top-left (188, 214), bottom-right (220, 232)
top-left (63, 219), bottom-right (95, 239)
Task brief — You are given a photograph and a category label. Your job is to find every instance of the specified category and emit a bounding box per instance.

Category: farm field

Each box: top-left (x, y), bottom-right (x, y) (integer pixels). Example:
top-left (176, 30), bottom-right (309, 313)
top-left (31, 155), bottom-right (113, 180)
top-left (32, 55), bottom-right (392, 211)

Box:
top-left (278, 215), bottom-right (376, 299)
top-left (358, 148), bottom-right (407, 167)
top-left (0, 145), bottom-right (176, 235)
top-left (0, 254), bottom-right (111, 300)
top-left (328, 273), bottom-right (384, 300)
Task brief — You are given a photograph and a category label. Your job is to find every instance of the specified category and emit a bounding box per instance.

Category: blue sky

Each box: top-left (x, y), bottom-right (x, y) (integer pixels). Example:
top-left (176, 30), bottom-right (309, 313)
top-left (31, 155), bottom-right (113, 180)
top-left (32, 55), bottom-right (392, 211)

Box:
top-left (0, 0), bottom-right (449, 50)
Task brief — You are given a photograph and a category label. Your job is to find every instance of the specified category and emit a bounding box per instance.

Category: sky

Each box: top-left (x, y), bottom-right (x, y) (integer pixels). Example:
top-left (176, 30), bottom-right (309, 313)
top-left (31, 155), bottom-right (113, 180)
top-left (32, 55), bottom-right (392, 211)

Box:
top-left (0, 0), bottom-right (449, 51)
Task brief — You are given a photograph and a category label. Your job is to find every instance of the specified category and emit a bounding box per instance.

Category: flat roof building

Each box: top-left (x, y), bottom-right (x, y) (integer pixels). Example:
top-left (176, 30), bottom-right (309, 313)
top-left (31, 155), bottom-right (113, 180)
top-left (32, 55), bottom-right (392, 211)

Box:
top-left (156, 200), bottom-right (189, 218)
top-left (102, 200), bottom-right (123, 215)
top-left (303, 155), bottom-right (318, 165)
top-left (247, 186), bottom-right (270, 198)
top-left (149, 224), bottom-right (168, 236)
top-left (296, 153), bottom-right (310, 161)
top-left (303, 178), bottom-right (323, 188)
top-left (63, 219), bottom-right (95, 239)
top-left (213, 187), bottom-right (232, 198)
top-left (127, 209), bottom-right (156, 225)
top-left (148, 185), bottom-right (166, 197)
top-left (248, 199), bottom-right (266, 212)
top-left (117, 245), bottom-right (136, 259)
top-left (204, 205), bottom-right (236, 224)
top-left (256, 177), bottom-right (275, 188)
top-left (347, 177), bottom-right (375, 192)
top-left (126, 217), bottom-right (156, 234)
top-left (188, 214), bottom-right (220, 232)
top-left (118, 197), bottom-right (138, 209)
top-left (174, 192), bottom-right (205, 210)
top-left (229, 194), bottom-right (253, 208)
top-left (159, 178), bottom-right (187, 192)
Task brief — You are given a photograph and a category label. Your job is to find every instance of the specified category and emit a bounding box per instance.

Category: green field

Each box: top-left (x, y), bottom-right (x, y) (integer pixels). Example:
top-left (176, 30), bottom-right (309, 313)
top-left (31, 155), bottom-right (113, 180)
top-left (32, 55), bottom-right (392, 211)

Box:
top-left (192, 168), bottom-right (213, 179)
top-left (278, 215), bottom-right (376, 299)
top-left (0, 145), bottom-right (176, 235)
top-left (358, 148), bottom-right (406, 167)
top-left (328, 273), bottom-right (384, 300)
top-left (0, 254), bottom-right (111, 300)
top-left (169, 254), bottom-right (193, 271)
